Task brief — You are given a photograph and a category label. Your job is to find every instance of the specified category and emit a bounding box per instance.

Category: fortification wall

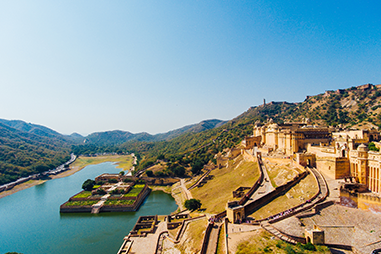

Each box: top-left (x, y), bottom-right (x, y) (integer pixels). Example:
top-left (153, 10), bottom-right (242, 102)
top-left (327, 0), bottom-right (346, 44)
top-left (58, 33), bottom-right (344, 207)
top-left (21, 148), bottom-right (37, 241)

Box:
top-left (340, 188), bottom-right (381, 213)
top-left (358, 193), bottom-right (381, 213)
top-left (316, 157), bottom-right (349, 179)
top-left (244, 171), bottom-right (308, 216)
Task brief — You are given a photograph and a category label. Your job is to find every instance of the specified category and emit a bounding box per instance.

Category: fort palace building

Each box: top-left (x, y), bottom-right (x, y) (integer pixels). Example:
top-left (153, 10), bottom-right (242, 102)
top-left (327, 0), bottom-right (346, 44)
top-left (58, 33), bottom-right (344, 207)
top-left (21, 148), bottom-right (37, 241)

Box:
top-left (243, 119), bottom-right (381, 196)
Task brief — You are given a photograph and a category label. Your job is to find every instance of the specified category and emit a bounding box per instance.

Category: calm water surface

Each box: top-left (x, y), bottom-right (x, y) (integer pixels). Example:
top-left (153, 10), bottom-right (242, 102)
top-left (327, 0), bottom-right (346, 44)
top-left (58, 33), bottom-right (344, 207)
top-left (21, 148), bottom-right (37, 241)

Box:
top-left (0, 162), bottom-right (178, 254)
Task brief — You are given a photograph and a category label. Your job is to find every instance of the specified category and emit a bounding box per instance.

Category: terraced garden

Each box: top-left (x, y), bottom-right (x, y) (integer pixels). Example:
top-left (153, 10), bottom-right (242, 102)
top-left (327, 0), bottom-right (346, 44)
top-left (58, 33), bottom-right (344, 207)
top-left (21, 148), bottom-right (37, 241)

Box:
top-left (124, 184), bottom-right (145, 197)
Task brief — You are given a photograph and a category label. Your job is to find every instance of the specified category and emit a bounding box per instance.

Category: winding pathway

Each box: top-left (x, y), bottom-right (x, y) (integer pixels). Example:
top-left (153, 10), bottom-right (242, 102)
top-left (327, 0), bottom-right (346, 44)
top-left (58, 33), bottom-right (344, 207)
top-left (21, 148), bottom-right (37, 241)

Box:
top-left (180, 178), bottom-right (193, 200)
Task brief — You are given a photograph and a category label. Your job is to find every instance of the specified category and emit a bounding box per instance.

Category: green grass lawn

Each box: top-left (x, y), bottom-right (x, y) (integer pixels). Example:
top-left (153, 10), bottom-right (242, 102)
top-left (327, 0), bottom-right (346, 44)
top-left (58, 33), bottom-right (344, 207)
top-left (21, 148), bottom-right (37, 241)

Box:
top-left (124, 184), bottom-right (145, 197)
top-left (191, 155), bottom-right (260, 213)
top-left (104, 199), bottom-right (134, 206)
top-left (73, 191), bottom-right (92, 198)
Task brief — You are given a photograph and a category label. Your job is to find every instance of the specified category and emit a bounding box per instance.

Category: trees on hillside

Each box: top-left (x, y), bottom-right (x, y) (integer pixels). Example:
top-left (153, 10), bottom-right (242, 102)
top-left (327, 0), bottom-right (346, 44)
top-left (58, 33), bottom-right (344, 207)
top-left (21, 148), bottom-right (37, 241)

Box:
top-left (191, 160), bottom-right (203, 175)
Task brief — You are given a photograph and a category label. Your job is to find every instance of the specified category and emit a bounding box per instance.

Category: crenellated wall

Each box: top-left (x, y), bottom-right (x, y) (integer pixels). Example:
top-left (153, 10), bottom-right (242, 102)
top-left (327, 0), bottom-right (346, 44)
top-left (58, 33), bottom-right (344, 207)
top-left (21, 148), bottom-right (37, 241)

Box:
top-left (340, 187), bottom-right (381, 213)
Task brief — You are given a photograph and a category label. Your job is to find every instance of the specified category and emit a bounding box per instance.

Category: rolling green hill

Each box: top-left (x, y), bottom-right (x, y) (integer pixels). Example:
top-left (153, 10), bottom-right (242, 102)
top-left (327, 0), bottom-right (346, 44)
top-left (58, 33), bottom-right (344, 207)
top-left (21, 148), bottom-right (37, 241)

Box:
top-left (0, 121), bottom-right (73, 185)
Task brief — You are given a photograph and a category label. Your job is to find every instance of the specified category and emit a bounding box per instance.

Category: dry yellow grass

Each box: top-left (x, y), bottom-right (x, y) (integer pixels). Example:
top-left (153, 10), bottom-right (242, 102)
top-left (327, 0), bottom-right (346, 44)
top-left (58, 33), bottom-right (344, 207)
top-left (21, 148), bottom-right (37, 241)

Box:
top-left (236, 229), bottom-right (330, 254)
top-left (265, 159), bottom-right (299, 187)
top-left (191, 155), bottom-right (260, 213)
top-left (71, 155), bottom-right (133, 171)
top-left (176, 217), bottom-right (208, 254)
top-left (248, 172), bottom-right (318, 220)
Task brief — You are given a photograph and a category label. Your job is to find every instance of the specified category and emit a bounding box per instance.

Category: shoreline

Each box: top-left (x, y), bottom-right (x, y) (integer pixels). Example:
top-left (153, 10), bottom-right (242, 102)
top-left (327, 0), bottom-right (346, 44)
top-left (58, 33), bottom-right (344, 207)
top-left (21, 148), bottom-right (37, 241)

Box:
top-left (0, 155), bottom-right (134, 200)
top-left (0, 164), bottom-right (86, 200)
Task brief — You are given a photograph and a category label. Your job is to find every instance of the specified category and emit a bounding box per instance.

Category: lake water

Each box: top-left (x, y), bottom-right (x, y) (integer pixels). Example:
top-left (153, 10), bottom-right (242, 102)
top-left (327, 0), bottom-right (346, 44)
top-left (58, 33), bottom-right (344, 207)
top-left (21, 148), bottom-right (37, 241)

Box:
top-left (0, 162), bottom-right (178, 254)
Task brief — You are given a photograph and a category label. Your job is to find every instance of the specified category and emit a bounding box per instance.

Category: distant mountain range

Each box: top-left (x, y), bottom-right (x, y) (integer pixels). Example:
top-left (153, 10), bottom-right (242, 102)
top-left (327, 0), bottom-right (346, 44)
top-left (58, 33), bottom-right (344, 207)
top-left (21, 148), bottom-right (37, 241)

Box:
top-left (84, 119), bottom-right (227, 145)
top-left (0, 118), bottom-right (226, 184)
top-left (1, 82), bottom-right (381, 185)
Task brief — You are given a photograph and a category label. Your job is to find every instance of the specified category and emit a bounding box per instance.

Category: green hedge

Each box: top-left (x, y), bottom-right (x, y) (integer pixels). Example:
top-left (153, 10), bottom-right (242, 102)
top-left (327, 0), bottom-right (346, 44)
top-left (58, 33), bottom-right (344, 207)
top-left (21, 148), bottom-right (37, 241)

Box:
top-left (104, 199), bottom-right (134, 206)
top-left (64, 200), bottom-right (98, 206)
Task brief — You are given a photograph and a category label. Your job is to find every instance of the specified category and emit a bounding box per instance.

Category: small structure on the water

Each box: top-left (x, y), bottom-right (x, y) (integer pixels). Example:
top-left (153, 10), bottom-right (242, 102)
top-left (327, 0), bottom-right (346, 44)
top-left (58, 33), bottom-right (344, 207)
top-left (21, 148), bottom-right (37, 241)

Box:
top-left (60, 175), bottom-right (151, 213)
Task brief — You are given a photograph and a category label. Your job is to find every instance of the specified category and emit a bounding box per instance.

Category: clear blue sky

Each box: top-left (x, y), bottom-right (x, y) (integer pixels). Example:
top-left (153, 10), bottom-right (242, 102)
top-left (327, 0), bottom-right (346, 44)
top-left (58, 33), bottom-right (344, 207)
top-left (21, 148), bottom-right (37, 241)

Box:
top-left (1, 1), bottom-right (380, 136)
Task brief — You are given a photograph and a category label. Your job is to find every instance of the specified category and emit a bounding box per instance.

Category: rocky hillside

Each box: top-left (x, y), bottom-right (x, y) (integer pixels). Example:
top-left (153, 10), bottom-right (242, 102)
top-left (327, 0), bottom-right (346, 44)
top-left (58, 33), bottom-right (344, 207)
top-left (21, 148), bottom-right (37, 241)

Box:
top-left (127, 83), bottom-right (381, 173)
top-left (237, 83), bottom-right (381, 129)
top-left (290, 83), bottom-right (381, 128)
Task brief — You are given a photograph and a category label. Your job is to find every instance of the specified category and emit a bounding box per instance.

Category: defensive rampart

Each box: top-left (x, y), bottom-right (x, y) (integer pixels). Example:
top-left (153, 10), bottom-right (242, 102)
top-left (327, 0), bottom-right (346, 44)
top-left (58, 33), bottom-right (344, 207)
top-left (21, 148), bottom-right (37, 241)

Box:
top-left (340, 187), bottom-right (381, 213)
top-left (244, 171), bottom-right (308, 216)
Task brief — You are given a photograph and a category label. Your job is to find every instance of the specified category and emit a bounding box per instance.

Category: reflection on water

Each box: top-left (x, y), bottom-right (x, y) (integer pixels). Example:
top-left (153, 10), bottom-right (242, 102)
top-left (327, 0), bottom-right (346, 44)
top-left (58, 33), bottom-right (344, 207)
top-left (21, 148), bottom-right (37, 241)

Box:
top-left (0, 162), bottom-right (177, 254)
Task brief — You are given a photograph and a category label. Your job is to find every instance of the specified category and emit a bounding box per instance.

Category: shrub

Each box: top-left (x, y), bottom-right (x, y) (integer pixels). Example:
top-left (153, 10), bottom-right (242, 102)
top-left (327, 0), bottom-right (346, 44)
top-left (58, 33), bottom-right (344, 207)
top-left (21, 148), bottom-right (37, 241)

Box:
top-left (64, 200), bottom-right (98, 207)
top-left (154, 171), bottom-right (166, 177)
top-left (110, 189), bottom-right (121, 195)
top-left (369, 142), bottom-right (380, 152)
top-left (96, 188), bottom-right (107, 195)
top-left (285, 245), bottom-right (296, 254)
top-left (82, 179), bottom-right (95, 191)
top-left (173, 166), bottom-right (186, 177)
top-left (302, 242), bottom-right (316, 251)
top-left (104, 199), bottom-right (134, 206)
top-left (108, 178), bottom-right (118, 183)
top-left (184, 199), bottom-right (202, 211)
